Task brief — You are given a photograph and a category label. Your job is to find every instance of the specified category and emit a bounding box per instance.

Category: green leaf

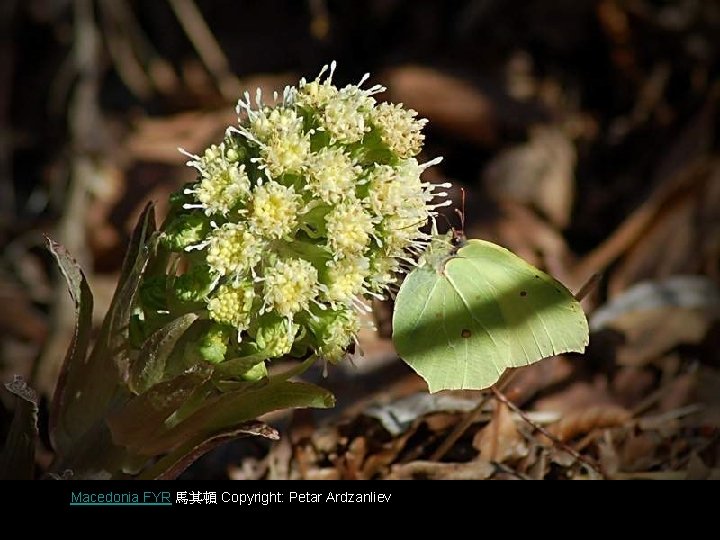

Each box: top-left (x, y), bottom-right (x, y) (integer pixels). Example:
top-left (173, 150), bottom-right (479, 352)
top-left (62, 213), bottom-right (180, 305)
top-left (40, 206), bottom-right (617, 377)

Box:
top-left (393, 237), bottom-right (589, 392)
top-left (45, 238), bottom-right (94, 454)
top-left (128, 313), bottom-right (199, 394)
top-left (106, 371), bottom-right (212, 455)
top-left (142, 380), bottom-right (333, 455)
top-left (213, 354), bottom-right (267, 378)
top-left (0, 377), bottom-right (39, 480)
top-left (138, 421), bottom-right (278, 480)
top-left (95, 205), bottom-right (158, 381)
top-left (48, 204), bottom-right (157, 455)
top-left (108, 370), bottom-right (332, 456)
top-left (118, 202), bottom-right (157, 288)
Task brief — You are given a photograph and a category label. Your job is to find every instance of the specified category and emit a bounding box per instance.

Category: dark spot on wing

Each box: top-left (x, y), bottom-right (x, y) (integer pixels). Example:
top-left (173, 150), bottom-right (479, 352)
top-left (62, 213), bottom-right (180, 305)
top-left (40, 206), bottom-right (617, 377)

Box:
top-left (534, 275), bottom-right (540, 279)
top-left (461, 328), bottom-right (471, 338)
top-left (520, 291), bottom-right (527, 297)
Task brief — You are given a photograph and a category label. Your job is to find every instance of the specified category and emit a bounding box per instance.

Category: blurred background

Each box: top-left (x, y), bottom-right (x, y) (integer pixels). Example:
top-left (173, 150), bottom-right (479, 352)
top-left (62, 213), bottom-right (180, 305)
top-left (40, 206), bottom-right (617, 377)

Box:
top-left (1, 0), bottom-right (719, 479)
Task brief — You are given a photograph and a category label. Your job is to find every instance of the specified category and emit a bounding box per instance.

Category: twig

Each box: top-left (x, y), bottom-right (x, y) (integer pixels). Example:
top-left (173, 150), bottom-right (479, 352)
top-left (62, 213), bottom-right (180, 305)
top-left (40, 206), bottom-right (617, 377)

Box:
top-left (99, 0), bottom-right (153, 99)
top-left (636, 403), bottom-right (704, 430)
top-left (491, 387), bottom-right (606, 478)
top-left (574, 272), bottom-right (602, 301)
top-left (571, 161), bottom-right (709, 287)
top-left (492, 461), bottom-right (532, 480)
top-left (167, 0), bottom-right (241, 100)
top-left (430, 369), bottom-right (518, 462)
top-left (104, 0), bottom-right (178, 95)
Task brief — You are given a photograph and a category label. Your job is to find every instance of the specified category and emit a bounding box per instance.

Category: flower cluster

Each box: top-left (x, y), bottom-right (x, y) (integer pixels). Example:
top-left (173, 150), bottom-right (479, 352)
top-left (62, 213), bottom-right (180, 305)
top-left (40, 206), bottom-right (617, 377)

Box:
top-left (152, 62), bottom-right (449, 375)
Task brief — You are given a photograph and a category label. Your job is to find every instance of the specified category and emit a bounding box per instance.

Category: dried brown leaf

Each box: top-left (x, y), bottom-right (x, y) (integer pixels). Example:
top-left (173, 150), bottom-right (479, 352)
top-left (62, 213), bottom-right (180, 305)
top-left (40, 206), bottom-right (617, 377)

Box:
top-left (502, 355), bottom-right (576, 405)
top-left (336, 437), bottom-right (367, 480)
top-left (361, 431), bottom-right (414, 479)
top-left (572, 160), bottom-right (718, 291)
top-left (658, 373), bottom-right (695, 412)
top-left (483, 125), bottom-right (576, 229)
top-left (382, 66), bottom-right (497, 146)
top-left (473, 401), bottom-right (527, 462)
top-left (0, 271), bottom-right (48, 344)
top-left (686, 453), bottom-right (712, 480)
top-left (620, 431), bottom-right (661, 472)
top-left (266, 435), bottom-right (293, 480)
top-left (611, 309), bottom-right (714, 367)
top-left (597, 430), bottom-right (621, 476)
top-left (535, 378), bottom-right (617, 414)
top-left (304, 468), bottom-right (341, 480)
top-left (388, 459), bottom-right (495, 480)
top-left (681, 367), bottom-right (720, 428)
top-left (612, 367), bottom-right (655, 407)
top-left (545, 406), bottom-right (631, 442)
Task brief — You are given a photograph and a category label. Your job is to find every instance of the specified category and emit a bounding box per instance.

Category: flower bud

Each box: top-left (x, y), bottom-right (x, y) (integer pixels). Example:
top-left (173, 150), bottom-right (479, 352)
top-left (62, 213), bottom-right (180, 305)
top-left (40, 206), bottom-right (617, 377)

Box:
top-left (161, 213), bottom-right (210, 252)
top-left (198, 323), bottom-right (231, 364)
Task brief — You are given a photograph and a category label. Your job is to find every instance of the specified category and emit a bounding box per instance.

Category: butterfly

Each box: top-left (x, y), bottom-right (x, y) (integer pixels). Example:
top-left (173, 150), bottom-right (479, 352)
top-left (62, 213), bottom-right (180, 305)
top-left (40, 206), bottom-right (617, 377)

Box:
top-left (391, 205), bottom-right (589, 393)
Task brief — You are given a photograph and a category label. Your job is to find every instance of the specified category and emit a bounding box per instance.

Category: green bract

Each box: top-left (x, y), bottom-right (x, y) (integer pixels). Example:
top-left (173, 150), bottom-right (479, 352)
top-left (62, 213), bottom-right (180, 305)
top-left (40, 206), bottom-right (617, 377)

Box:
top-left (142, 62), bottom-right (448, 376)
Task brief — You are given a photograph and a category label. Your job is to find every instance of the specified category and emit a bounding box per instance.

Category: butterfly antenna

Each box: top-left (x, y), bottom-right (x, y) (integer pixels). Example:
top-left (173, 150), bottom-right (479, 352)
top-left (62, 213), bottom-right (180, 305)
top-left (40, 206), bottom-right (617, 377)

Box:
top-left (439, 212), bottom-right (453, 232)
top-left (453, 187), bottom-right (466, 234)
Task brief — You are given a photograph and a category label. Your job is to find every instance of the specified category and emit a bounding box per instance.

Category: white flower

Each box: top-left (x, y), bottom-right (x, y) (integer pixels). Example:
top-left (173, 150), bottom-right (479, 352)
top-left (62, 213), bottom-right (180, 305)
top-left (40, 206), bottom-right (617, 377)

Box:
top-left (323, 256), bottom-right (370, 305)
top-left (207, 223), bottom-right (264, 277)
top-left (371, 102), bottom-right (427, 158)
top-left (249, 181), bottom-right (301, 239)
top-left (250, 106), bottom-right (304, 142)
top-left (305, 146), bottom-right (360, 204)
top-left (321, 85), bottom-right (376, 144)
top-left (164, 62), bottom-right (448, 366)
top-left (263, 258), bottom-right (319, 318)
top-left (184, 142), bottom-right (251, 216)
top-left (325, 198), bottom-right (375, 258)
top-left (260, 130), bottom-right (310, 178)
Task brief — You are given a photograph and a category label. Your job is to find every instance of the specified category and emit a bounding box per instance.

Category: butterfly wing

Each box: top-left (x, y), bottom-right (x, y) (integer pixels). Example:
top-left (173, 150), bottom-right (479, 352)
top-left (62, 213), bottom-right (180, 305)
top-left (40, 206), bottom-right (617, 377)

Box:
top-left (392, 238), bottom-right (588, 392)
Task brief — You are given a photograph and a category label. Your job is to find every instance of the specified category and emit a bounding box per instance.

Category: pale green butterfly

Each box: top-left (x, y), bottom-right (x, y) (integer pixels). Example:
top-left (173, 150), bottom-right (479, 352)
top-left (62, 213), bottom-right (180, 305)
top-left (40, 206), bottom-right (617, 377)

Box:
top-left (392, 224), bottom-right (589, 393)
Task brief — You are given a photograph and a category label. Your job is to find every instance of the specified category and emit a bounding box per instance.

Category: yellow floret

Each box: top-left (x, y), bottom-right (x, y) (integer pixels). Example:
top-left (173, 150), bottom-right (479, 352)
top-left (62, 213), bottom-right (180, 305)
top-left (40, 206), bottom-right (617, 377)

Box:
top-left (325, 198), bottom-right (375, 257)
top-left (249, 181), bottom-right (301, 239)
top-left (322, 86), bottom-right (375, 144)
top-left (207, 281), bottom-right (256, 330)
top-left (367, 254), bottom-right (400, 293)
top-left (263, 258), bottom-right (319, 317)
top-left (206, 223), bottom-right (264, 277)
top-left (317, 309), bottom-right (361, 362)
top-left (251, 106), bottom-right (305, 142)
top-left (188, 143), bottom-right (251, 216)
top-left (371, 102), bottom-right (427, 159)
top-left (295, 79), bottom-right (338, 109)
top-left (305, 147), bottom-right (359, 204)
top-left (383, 209), bottom-right (429, 254)
top-left (260, 130), bottom-right (310, 177)
top-left (366, 164), bottom-right (401, 216)
top-left (323, 256), bottom-right (369, 305)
